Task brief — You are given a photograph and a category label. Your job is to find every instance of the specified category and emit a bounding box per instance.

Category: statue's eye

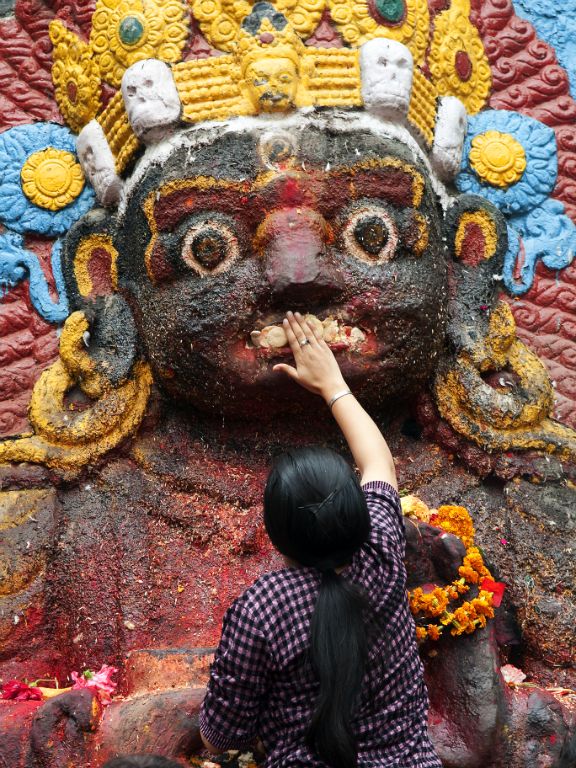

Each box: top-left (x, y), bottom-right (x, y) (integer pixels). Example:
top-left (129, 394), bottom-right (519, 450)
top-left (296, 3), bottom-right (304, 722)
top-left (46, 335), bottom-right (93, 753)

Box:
top-left (353, 216), bottom-right (388, 255)
top-left (181, 219), bottom-right (239, 276)
top-left (343, 206), bottom-right (398, 263)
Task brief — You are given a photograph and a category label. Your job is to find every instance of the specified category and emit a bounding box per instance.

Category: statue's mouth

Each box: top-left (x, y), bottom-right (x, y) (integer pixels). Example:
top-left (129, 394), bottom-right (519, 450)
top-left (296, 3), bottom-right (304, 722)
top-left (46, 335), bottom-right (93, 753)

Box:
top-left (247, 314), bottom-right (367, 353)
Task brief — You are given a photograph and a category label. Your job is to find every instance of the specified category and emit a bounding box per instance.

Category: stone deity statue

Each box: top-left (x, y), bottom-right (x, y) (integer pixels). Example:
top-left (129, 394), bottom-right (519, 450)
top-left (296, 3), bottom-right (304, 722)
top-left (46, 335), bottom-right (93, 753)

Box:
top-left (1, 1), bottom-right (576, 766)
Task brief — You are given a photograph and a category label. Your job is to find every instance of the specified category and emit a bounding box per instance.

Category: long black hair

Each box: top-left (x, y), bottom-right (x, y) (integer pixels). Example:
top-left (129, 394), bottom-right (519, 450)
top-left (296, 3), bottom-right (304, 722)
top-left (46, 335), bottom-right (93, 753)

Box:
top-left (264, 447), bottom-right (371, 768)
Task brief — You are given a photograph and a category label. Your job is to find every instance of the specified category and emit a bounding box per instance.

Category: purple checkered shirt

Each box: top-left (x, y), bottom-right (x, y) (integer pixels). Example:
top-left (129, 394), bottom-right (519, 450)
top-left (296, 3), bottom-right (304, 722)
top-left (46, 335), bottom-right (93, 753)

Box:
top-left (200, 481), bottom-right (442, 768)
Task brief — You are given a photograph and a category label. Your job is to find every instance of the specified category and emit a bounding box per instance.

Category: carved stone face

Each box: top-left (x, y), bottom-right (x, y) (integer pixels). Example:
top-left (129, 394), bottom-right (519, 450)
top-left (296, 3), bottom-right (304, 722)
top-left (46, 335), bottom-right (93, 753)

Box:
top-left (360, 39), bottom-right (414, 116)
top-left (121, 59), bottom-right (181, 142)
top-left (114, 115), bottom-right (448, 419)
top-left (244, 57), bottom-right (299, 112)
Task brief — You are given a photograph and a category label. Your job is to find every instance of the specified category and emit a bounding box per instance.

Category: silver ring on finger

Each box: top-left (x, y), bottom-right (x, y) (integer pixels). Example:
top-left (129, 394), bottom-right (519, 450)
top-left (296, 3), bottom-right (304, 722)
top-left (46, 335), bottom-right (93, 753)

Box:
top-left (299, 338), bottom-right (311, 347)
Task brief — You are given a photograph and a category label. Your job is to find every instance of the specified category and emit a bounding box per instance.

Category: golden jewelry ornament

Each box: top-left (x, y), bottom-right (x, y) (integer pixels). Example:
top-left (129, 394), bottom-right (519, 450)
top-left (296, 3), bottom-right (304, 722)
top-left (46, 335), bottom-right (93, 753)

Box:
top-left (469, 131), bottom-right (527, 188)
top-left (0, 312), bottom-right (152, 477)
top-left (434, 302), bottom-right (576, 460)
top-left (328, 0), bottom-right (430, 63)
top-left (427, 0), bottom-right (491, 114)
top-left (49, 21), bottom-right (102, 134)
top-left (21, 148), bottom-right (85, 211)
top-left (89, 0), bottom-right (190, 87)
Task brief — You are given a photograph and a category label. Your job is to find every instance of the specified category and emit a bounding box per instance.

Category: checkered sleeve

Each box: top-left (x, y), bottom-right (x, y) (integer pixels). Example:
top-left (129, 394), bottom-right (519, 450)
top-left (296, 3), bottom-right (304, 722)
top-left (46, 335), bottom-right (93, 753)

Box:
top-left (361, 480), bottom-right (404, 556)
top-left (199, 593), bottom-right (270, 751)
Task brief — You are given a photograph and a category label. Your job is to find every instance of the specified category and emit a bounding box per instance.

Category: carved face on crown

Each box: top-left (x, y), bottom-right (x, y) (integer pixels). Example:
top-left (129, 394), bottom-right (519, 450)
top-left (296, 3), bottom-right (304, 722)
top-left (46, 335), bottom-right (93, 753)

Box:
top-left (244, 56), bottom-right (299, 112)
top-left (97, 113), bottom-right (448, 419)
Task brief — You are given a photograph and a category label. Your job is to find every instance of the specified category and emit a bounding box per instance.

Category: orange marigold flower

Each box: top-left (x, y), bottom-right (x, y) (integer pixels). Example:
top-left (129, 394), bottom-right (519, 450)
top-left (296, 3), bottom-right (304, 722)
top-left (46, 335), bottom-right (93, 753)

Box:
top-left (415, 626), bottom-right (427, 641)
top-left (434, 505), bottom-right (476, 548)
top-left (427, 624), bottom-right (441, 641)
top-left (459, 565), bottom-right (480, 584)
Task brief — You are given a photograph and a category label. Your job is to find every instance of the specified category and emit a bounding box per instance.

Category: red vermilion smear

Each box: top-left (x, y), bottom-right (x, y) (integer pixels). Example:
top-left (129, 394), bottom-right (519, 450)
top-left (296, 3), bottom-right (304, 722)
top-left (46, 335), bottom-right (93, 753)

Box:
top-left (87, 248), bottom-right (114, 295)
top-left (513, 239), bottom-right (526, 282)
top-left (148, 241), bottom-right (174, 283)
top-left (278, 177), bottom-right (303, 206)
top-left (459, 223), bottom-right (486, 267)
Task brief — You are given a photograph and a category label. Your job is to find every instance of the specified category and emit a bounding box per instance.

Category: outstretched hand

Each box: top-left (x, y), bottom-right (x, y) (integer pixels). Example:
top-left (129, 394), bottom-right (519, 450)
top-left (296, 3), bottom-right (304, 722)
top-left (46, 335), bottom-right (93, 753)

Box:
top-left (273, 312), bottom-right (348, 402)
top-left (274, 313), bottom-right (397, 487)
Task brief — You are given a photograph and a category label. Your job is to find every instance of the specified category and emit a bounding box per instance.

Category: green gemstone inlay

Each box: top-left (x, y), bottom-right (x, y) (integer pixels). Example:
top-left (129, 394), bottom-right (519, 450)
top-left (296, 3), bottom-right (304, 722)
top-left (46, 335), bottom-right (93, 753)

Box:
top-left (374, 0), bottom-right (405, 24)
top-left (119, 16), bottom-right (145, 45)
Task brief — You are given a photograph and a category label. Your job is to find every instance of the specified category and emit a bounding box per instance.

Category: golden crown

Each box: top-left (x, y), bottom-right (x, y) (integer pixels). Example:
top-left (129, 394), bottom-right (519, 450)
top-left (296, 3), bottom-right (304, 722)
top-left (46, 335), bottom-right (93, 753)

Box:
top-left (49, 0), bottom-right (491, 174)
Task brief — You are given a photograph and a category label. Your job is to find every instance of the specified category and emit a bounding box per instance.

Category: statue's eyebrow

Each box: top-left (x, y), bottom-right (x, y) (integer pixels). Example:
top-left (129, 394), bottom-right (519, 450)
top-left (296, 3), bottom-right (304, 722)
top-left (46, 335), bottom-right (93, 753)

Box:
top-left (145, 157), bottom-right (425, 234)
top-left (319, 160), bottom-right (425, 209)
top-left (146, 177), bottom-right (250, 233)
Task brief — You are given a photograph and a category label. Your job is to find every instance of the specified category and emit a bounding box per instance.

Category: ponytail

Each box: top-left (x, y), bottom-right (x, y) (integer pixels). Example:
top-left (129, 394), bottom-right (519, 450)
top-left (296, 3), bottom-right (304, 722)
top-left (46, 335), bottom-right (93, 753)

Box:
top-left (264, 447), bottom-right (371, 768)
top-left (305, 570), bottom-right (368, 768)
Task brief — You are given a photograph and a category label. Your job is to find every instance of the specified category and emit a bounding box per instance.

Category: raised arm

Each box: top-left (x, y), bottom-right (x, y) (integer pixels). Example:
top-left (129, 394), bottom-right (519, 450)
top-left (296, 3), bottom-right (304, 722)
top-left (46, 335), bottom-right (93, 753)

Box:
top-left (273, 312), bottom-right (397, 489)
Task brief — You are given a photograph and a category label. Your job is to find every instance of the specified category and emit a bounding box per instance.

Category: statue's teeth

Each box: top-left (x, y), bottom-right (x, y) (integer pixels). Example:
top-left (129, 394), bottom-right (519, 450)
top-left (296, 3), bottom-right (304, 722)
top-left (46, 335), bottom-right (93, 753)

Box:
top-left (249, 317), bottom-right (366, 350)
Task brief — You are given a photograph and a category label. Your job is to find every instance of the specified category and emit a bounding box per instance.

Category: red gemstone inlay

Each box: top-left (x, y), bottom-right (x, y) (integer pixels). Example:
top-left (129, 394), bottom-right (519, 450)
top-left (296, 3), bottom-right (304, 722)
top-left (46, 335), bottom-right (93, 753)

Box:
top-left (259, 32), bottom-right (274, 44)
top-left (455, 50), bottom-right (473, 82)
top-left (66, 80), bottom-right (78, 104)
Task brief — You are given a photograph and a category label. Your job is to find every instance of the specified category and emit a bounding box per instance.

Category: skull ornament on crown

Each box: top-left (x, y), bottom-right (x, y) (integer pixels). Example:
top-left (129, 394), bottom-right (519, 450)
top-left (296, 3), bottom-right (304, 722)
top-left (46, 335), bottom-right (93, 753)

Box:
top-left (121, 59), bottom-right (181, 142)
top-left (2, 1), bottom-right (576, 765)
top-left (360, 38), bottom-right (414, 116)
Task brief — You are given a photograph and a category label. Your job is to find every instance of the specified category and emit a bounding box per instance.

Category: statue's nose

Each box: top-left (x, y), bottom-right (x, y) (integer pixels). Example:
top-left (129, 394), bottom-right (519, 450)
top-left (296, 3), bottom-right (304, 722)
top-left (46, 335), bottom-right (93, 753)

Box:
top-left (260, 208), bottom-right (342, 306)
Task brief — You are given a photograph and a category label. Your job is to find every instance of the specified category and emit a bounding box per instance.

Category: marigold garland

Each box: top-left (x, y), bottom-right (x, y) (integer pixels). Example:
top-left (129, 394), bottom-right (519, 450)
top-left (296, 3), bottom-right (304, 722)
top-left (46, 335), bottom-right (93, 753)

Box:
top-left (405, 499), bottom-right (503, 642)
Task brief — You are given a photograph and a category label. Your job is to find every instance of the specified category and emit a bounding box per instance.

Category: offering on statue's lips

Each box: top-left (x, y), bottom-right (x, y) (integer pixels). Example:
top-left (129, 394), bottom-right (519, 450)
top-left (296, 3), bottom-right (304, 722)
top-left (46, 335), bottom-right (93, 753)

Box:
top-left (248, 314), bottom-right (366, 351)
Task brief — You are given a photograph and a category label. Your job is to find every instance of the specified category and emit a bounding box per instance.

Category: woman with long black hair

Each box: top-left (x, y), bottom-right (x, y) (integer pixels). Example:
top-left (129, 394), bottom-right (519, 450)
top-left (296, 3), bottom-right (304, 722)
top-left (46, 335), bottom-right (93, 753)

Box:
top-left (199, 312), bottom-right (441, 768)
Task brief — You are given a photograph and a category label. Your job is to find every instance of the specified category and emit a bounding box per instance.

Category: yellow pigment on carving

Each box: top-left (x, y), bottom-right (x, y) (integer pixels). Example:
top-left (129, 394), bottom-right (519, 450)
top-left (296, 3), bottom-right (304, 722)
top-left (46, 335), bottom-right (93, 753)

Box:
top-left (97, 90), bottom-right (139, 174)
top-left (427, 0), bottom-right (491, 114)
top-left (327, 0), bottom-right (430, 64)
top-left (0, 489), bottom-right (55, 596)
top-left (407, 67), bottom-right (438, 147)
top-left (74, 234), bottom-right (119, 298)
top-left (454, 211), bottom-right (498, 261)
top-left (412, 211), bottom-right (429, 256)
top-left (49, 21), bottom-right (101, 134)
top-left (433, 302), bottom-right (576, 460)
top-left (0, 312), bottom-right (152, 475)
top-left (172, 44), bottom-right (362, 124)
top-left (89, 0), bottom-right (190, 87)
top-left (470, 131), bottom-right (527, 188)
top-left (21, 148), bottom-right (85, 211)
